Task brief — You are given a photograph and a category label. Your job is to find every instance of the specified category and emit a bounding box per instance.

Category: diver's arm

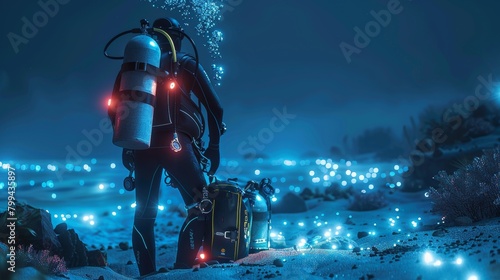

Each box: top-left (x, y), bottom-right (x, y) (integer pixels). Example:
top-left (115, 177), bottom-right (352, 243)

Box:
top-left (182, 58), bottom-right (224, 145)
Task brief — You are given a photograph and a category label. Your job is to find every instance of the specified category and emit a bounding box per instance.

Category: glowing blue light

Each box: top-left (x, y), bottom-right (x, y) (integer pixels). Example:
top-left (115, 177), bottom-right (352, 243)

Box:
top-left (298, 176), bottom-right (304, 181)
top-left (309, 170), bottom-right (315, 176)
top-left (312, 177), bottom-right (320, 183)
top-left (333, 164), bottom-right (339, 170)
top-left (271, 197), bottom-right (277, 202)
top-left (42, 182), bottom-right (47, 188)
top-left (341, 181), bottom-right (347, 186)
top-left (79, 180), bottom-right (85, 186)
top-left (381, 173), bottom-right (387, 178)
top-left (91, 158), bottom-right (97, 164)
top-left (345, 170), bottom-right (351, 175)
top-left (98, 184), bottom-right (104, 190)
top-left (351, 171), bottom-right (357, 177)
top-left (35, 165), bottom-right (41, 172)
top-left (51, 193), bottom-right (57, 199)
top-left (110, 183), bottom-right (116, 188)
top-left (29, 180), bottom-right (35, 186)
top-left (74, 166), bottom-right (82, 172)
top-left (346, 161), bottom-right (352, 167)
top-left (280, 177), bottom-right (286, 183)
top-left (389, 171), bottom-right (396, 177)
top-left (323, 175), bottom-right (329, 181)
top-left (110, 163), bottom-right (116, 169)
top-left (254, 169), bottom-right (261, 175)
top-left (283, 160), bottom-right (296, 166)
top-left (373, 167), bottom-right (379, 173)
top-left (359, 175), bottom-right (365, 180)
top-left (468, 275), bottom-right (479, 280)
top-left (325, 163), bottom-right (332, 169)
top-left (131, 202), bottom-right (137, 208)
top-left (47, 180), bottom-right (54, 188)
top-left (294, 186), bottom-right (301, 192)
top-left (368, 184), bottom-right (374, 190)
top-left (394, 165), bottom-right (400, 170)
top-left (455, 257), bottom-right (463, 265)
top-left (423, 252), bottom-right (434, 264)
top-left (320, 159), bottom-right (326, 165)
top-left (329, 171), bottom-right (335, 176)
top-left (298, 222), bottom-right (304, 227)
top-left (119, 189), bottom-right (125, 194)
top-left (112, 212), bottom-right (117, 216)
top-left (351, 178), bottom-right (357, 184)
top-left (158, 205), bottom-right (165, 211)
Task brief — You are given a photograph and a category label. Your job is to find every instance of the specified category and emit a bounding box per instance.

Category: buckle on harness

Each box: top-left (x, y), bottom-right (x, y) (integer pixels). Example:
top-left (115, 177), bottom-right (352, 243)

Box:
top-left (224, 230), bottom-right (238, 242)
top-left (134, 61), bottom-right (147, 72)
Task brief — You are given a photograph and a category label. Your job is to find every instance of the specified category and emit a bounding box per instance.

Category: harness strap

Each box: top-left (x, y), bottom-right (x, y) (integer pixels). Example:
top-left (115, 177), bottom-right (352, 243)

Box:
top-left (119, 90), bottom-right (156, 106)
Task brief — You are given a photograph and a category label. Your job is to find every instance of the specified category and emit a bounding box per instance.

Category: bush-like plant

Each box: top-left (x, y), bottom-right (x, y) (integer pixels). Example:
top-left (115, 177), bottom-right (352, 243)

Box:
top-left (16, 244), bottom-right (67, 275)
top-left (347, 190), bottom-right (387, 211)
top-left (428, 147), bottom-right (500, 223)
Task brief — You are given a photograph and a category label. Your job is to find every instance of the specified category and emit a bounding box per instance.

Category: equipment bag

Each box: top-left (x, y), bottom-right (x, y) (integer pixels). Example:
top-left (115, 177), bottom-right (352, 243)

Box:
top-left (206, 179), bottom-right (252, 262)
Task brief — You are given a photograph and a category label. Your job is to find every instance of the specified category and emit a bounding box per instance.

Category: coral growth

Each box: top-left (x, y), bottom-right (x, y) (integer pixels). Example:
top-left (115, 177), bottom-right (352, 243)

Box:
top-left (428, 147), bottom-right (500, 223)
top-left (16, 244), bottom-right (68, 275)
top-left (401, 100), bottom-right (500, 192)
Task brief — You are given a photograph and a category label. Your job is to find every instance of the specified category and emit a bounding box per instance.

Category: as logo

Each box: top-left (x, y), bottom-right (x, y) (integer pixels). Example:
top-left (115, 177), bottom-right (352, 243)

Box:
top-left (220, 248), bottom-right (226, 256)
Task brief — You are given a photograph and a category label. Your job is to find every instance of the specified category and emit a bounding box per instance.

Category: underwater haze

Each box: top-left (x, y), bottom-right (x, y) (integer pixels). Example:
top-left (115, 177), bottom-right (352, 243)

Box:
top-left (1, 0), bottom-right (500, 279)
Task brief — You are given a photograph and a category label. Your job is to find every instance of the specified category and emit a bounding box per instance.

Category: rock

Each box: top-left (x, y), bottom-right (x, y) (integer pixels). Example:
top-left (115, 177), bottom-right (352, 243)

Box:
top-left (127, 260), bottom-right (133, 265)
top-left (455, 216), bottom-right (474, 226)
top-left (357, 231), bottom-right (369, 239)
top-left (119, 242), bottom-right (129, 251)
top-left (0, 203), bottom-right (61, 252)
top-left (54, 223), bottom-right (68, 235)
top-left (273, 258), bottom-right (284, 267)
top-left (432, 229), bottom-right (446, 237)
top-left (87, 249), bottom-right (107, 267)
top-left (300, 188), bottom-right (315, 200)
top-left (272, 192), bottom-right (308, 213)
top-left (57, 228), bottom-right (88, 267)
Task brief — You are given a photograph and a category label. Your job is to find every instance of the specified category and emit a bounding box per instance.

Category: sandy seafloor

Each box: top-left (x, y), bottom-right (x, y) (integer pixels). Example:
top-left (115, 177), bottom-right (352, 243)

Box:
top-left (1, 156), bottom-right (499, 280)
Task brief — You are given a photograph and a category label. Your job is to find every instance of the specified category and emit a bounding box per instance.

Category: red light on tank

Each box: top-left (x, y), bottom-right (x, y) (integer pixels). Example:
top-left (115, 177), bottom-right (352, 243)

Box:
top-left (199, 253), bottom-right (205, 260)
top-left (107, 98), bottom-right (112, 107)
top-left (169, 81), bottom-right (176, 89)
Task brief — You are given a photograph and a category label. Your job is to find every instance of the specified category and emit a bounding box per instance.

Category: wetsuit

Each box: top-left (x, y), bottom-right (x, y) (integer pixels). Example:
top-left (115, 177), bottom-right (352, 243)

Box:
top-left (108, 51), bottom-right (223, 275)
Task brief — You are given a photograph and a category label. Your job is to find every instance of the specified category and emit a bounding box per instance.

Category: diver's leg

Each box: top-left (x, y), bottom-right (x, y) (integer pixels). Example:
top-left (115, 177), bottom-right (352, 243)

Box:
top-left (132, 149), bottom-right (162, 275)
top-left (159, 133), bottom-right (209, 267)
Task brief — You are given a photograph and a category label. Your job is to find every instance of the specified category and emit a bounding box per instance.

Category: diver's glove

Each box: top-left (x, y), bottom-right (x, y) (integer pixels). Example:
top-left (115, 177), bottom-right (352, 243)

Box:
top-left (203, 144), bottom-right (220, 176)
top-left (122, 149), bottom-right (135, 171)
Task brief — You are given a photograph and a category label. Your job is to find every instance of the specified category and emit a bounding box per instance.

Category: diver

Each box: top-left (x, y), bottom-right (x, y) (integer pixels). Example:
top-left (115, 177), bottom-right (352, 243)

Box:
top-left (107, 17), bottom-right (224, 276)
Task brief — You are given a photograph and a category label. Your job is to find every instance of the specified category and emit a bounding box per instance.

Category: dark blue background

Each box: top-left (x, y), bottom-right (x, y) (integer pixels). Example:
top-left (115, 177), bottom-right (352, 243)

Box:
top-left (1, 0), bottom-right (500, 162)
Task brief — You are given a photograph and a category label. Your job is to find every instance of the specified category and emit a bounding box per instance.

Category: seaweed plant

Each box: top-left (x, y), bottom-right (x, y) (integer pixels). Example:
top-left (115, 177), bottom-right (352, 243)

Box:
top-left (15, 244), bottom-right (68, 275)
top-left (428, 147), bottom-right (500, 223)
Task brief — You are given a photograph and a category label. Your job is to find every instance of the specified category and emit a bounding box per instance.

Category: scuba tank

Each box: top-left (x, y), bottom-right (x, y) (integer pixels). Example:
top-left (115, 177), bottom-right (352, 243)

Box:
top-left (245, 178), bottom-right (275, 253)
top-left (112, 34), bottom-right (161, 150)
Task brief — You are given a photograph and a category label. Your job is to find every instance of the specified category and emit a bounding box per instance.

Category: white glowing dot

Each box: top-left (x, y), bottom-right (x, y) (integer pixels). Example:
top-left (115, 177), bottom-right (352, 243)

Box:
top-left (348, 244), bottom-right (353, 249)
top-left (283, 221), bottom-right (287, 225)
top-left (89, 220), bottom-right (95, 226)
top-left (73, 214), bottom-right (77, 218)
top-left (309, 170), bottom-right (315, 176)
top-left (359, 175), bottom-right (365, 180)
top-left (345, 170), bottom-right (351, 175)
top-left (412, 221), bottom-right (418, 227)
top-left (158, 205), bottom-right (165, 211)
top-left (346, 161), bottom-right (352, 167)
top-left (110, 163), bottom-right (116, 169)
top-left (351, 171), bottom-right (357, 177)
top-left (373, 167), bottom-right (379, 173)
top-left (396, 182), bottom-right (402, 187)
top-left (341, 181), bottom-right (347, 186)
top-left (395, 208), bottom-right (400, 212)
top-left (312, 177), bottom-right (320, 183)
top-left (320, 159), bottom-right (326, 165)
top-left (333, 164), bottom-right (339, 170)
top-left (112, 212), bottom-right (117, 216)
top-left (424, 252), bottom-right (433, 264)
top-left (324, 231), bottom-right (331, 237)
top-left (131, 202), bottom-right (137, 208)
top-left (117, 205), bottom-right (122, 210)
top-left (298, 222), bottom-right (304, 227)
top-left (89, 215), bottom-right (94, 219)
top-left (455, 257), bottom-right (463, 265)
top-left (98, 184), bottom-right (104, 190)
top-left (368, 184), bottom-right (374, 190)
top-left (325, 163), bottom-right (332, 168)
top-left (51, 193), bottom-right (57, 199)
top-left (254, 169), bottom-right (261, 175)
top-left (329, 171), bottom-right (335, 176)
top-left (394, 165), bottom-right (400, 170)
top-left (83, 216), bottom-right (89, 221)
top-left (323, 175), bottom-right (329, 181)
top-left (351, 178), bottom-right (357, 184)
top-left (271, 197), bottom-right (277, 202)
top-left (54, 214), bottom-right (58, 218)
top-left (332, 245), bottom-right (337, 249)
top-left (270, 232), bottom-right (277, 238)
top-left (433, 260), bottom-right (442, 267)
top-left (468, 275), bottom-right (478, 280)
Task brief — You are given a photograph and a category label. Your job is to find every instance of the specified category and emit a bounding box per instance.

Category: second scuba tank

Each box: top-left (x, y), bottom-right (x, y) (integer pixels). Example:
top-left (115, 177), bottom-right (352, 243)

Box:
top-left (112, 35), bottom-right (161, 149)
top-left (246, 178), bottom-right (275, 253)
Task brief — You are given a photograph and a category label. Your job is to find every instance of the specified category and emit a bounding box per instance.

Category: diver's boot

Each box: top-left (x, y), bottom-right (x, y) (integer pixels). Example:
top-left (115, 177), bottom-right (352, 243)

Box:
top-left (174, 209), bottom-right (207, 268)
